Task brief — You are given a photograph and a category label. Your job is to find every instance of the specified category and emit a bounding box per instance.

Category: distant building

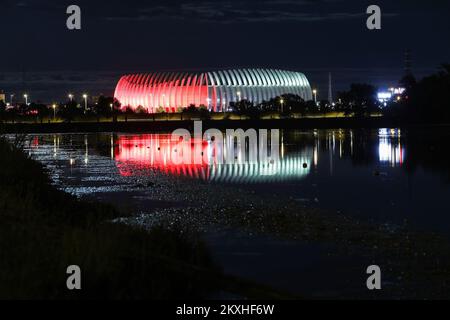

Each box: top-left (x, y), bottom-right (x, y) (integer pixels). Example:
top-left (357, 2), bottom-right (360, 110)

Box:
top-left (377, 87), bottom-right (406, 105)
top-left (0, 91), bottom-right (6, 104)
top-left (114, 69), bottom-right (313, 113)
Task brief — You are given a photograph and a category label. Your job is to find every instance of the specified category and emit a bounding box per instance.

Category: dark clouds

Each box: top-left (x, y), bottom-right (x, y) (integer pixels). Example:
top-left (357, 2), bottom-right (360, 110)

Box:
top-left (1, 0), bottom-right (449, 101)
top-left (2, 0), bottom-right (399, 23)
top-left (101, 0), bottom-right (395, 24)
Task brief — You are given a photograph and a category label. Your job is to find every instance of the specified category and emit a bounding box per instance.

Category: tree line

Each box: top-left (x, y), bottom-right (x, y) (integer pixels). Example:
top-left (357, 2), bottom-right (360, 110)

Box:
top-left (1, 64), bottom-right (449, 123)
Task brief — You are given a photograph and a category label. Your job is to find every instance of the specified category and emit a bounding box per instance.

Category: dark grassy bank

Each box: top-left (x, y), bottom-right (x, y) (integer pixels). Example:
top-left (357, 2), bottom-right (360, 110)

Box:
top-left (4, 132), bottom-right (450, 299)
top-left (0, 137), bottom-right (220, 299)
top-left (0, 136), bottom-right (295, 299)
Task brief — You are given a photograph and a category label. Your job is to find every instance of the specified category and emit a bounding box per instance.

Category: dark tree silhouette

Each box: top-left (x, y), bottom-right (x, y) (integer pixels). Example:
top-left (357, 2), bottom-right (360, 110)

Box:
top-left (0, 100), bottom-right (5, 113)
top-left (59, 99), bottom-right (83, 123)
top-left (337, 83), bottom-right (379, 117)
top-left (180, 104), bottom-right (211, 119)
top-left (0, 100), bottom-right (6, 122)
top-left (408, 64), bottom-right (450, 121)
top-left (234, 99), bottom-right (261, 119)
top-left (387, 64), bottom-right (450, 122)
top-left (279, 94), bottom-right (307, 115)
top-left (95, 96), bottom-right (115, 116)
top-left (399, 73), bottom-right (417, 91)
top-left (35, 103), bottom-right (50, 120)
top-left (135, 105), bottom-right (147, 114)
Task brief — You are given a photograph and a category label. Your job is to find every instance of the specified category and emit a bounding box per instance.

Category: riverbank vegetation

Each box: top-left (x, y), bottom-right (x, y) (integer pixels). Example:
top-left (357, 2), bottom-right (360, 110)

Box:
top-left (0, 135), bottom-right (297, 299)
top-left (0, 136), bottom-right (220, 299)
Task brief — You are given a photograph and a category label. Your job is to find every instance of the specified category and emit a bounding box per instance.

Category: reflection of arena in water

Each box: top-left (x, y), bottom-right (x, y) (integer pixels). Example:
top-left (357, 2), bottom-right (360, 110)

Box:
top-left (114, 135), bottom-right (313, 183)
top-left (378, 129), bottom-right (405, 167)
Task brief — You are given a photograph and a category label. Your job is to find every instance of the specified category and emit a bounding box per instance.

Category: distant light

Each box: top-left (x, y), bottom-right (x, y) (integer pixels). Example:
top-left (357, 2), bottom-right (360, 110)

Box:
top-left (377, 91), bottom-right (392, 102)
top-left (389, 87), bottom-right (406, 95)
top-left (395, 88), bottom-right (406, 95)
top-left (378, 92), bottom-right (392, 99)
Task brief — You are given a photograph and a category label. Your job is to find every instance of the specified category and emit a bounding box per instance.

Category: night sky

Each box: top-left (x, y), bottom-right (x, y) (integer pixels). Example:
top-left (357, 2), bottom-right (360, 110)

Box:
top-left (1, 0), bottom-right (450, 102)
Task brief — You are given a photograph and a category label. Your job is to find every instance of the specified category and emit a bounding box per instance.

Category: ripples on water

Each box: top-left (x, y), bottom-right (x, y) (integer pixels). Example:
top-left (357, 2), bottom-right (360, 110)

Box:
top-left (24, 129), bottom-right (403, 186)
top-left (21, 128), bottom-right (450, 230)
top-left (17, 128), bottom-right (450, 298)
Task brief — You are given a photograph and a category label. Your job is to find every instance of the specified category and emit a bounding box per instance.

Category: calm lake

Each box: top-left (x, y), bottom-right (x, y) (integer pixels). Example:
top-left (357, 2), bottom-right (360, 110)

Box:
top-left (22, 128), bottom-right (450, 298)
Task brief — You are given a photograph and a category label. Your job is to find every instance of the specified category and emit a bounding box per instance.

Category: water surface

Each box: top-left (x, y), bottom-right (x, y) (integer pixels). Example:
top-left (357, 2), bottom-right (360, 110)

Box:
top-left (22, 128), bottom-right (450, 298)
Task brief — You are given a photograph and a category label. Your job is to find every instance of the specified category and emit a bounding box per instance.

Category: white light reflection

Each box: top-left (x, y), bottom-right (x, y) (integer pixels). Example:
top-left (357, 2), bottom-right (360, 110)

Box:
top-left (378, 136), bottom-right (405, 167)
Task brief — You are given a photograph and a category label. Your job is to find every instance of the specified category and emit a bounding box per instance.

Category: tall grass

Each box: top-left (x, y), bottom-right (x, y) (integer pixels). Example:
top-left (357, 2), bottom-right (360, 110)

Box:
top-left (0, 137), bottom-right (218, 299)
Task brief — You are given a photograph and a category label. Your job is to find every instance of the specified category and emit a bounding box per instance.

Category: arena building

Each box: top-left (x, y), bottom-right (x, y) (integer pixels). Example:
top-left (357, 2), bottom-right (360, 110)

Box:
top-left (114, 68), bottom-right (312, 112)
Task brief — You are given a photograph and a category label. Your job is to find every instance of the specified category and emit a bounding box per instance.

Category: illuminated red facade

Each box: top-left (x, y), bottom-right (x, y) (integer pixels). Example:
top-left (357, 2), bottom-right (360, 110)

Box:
top-left (114, 69), bottom-right (312, 113)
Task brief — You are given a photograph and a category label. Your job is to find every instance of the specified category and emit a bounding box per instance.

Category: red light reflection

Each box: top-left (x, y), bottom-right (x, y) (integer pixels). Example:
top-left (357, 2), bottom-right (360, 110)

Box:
top-left (114, 135), bottom-right (211, 180)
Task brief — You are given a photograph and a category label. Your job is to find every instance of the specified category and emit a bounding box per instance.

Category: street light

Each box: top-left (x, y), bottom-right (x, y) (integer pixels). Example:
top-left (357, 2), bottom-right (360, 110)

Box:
top-left (222, 99), bottom-right (226, 113)
top-left (312, 89), bottom-right (317, 104)
top-left (24, 94), bottom-right (28, 105)
top-left (52, 104), bottom-right (57, 121)
top-left (68, 94), bottom-right (73, 101)
top-left (83, 94), bottom-right (88, 112)
top-left (280, 98), bottom-right (284, 113)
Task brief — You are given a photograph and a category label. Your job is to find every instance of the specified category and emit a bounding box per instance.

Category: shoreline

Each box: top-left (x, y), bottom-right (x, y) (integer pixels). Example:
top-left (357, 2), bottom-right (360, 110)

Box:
top-left (0, 137), bottom-right (295, 299)
top-left (2, 117), bottom-right (450, 134)
top-left (4, 131), bottom-right (450, 299)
